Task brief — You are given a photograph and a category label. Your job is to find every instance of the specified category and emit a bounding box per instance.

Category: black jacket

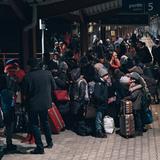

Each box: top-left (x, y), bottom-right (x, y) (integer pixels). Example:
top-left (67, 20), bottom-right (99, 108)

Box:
top-left (22, 69), bottom-right (56, 111)
top-left (93, 79), bottom-right (108, 105)
top-left (136, 46), bottom-right (152, 64)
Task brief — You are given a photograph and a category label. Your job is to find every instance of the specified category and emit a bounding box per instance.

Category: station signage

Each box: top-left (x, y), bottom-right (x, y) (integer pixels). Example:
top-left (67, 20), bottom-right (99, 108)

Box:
top-left (123, 0), bottom-right (159, 15)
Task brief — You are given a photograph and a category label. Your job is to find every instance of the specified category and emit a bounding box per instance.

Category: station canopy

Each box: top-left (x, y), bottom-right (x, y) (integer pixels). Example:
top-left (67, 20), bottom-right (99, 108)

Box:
top-left (0, 0), bottom-right (149, 25)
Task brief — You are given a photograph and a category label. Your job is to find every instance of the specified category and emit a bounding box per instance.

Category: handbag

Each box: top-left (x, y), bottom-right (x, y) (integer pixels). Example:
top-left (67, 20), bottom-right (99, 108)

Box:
top-left (53, 90), bottom-right (70, 102)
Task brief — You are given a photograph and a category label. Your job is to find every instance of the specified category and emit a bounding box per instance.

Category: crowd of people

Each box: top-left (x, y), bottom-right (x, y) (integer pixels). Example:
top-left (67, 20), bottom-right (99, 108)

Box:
top-left (0, 31), bottom-right (160, 154)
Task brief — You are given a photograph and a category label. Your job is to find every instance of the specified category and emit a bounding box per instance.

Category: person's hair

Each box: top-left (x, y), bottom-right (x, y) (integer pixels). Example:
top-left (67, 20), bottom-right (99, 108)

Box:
top-left (27, 58), bottom-right (41, 70)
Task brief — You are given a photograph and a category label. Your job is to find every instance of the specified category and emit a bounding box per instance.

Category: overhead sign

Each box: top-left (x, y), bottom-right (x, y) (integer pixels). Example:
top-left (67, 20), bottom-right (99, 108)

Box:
top-left (123, 0), bottom-right (159, 15)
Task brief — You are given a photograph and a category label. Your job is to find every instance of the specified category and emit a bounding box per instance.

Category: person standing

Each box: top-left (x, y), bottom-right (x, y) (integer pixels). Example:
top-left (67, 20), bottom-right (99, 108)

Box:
top-left (0, 68), bottom-right (18, 152)
top-left (22, 58), bottom-right (56, 154)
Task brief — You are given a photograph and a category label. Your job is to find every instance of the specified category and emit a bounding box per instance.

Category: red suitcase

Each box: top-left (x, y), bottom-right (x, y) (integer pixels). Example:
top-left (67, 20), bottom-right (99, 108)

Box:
top-left (48, 103), bottom-right (65, 134)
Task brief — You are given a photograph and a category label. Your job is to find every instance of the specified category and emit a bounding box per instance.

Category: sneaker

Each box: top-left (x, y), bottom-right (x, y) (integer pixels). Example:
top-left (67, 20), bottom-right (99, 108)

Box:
top-left (30, 148), bottom-right (44, 154)
top-left (45, 142), bottom-right (53, 149)
top-left (143, 128), bottom-right (148, 132)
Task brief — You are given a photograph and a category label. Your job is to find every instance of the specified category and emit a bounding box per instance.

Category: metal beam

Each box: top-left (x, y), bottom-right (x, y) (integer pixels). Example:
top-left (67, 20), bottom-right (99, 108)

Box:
top-left (38, 0), bottom-right (115, 18)
top-left (9, 0), bottom-right (31, 22)
top-left (90, 13), bottom-right (149, 25)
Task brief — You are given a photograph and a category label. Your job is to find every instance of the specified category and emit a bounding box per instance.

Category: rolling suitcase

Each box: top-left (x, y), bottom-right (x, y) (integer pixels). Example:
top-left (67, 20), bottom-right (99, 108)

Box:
top-left (121, 100), bottom-right (133, 114)
top-left (48, 103), bottom-right (65, 134)
top-left (120, 114), bottom-right (135, 138)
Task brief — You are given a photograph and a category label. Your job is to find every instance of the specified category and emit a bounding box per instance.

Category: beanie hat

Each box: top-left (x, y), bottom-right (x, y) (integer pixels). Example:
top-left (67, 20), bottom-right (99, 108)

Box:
top-left (120, 55), bottom-right (128, 65)
top-left (98, 68), bottom-right (108, 77)
top-left (120, 76), bottom-right (130, 84)
top-left (94, 63), bottom-right (104, 71)
top-left (129, 72), bottom-right (141, 81)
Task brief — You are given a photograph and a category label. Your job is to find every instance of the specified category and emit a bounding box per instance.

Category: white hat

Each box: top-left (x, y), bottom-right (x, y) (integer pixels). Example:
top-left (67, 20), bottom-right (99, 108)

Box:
top-left (120, 76), bottom-right (130, 84)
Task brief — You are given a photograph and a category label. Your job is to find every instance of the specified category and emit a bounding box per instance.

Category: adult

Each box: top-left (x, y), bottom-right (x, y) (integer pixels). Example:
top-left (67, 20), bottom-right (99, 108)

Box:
top-left (152, 39), bottom-right (160, 66)
top-left (22, 58), bottom-right (56, 154)
top-left (136, 41), bottom-right (152, 65)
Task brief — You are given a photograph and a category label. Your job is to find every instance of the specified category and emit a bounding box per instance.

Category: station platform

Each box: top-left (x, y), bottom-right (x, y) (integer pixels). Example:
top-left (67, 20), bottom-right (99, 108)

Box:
top-left (0, 104), bottom-right (160, 160)
top-left (0, 36), bottom-right (160, 160)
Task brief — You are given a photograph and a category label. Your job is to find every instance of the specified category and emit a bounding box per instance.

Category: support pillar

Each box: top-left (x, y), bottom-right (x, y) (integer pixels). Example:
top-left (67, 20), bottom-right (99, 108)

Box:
top-left (22, 30), bottom-right (30, 70)
top-left (32, 25), bottom-right (37, 57)
top-left (80, 21), bottom-right (88, 55)
top-left (100, 25), bottom-right (106, 42)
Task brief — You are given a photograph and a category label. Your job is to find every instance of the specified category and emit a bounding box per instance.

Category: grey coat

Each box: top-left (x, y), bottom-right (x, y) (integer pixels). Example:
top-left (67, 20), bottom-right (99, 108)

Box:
top-left (125, 88), bottom-right (143, 110)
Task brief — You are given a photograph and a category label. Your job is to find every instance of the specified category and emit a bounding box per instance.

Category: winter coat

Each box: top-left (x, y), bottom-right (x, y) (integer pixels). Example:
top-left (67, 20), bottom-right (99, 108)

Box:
top-left (54, 71), bottom-right (69, 90)
top-left (136, 46), bottom-right (152, 64)
top-left (22, 69), bottom-right (56, 112)
top-left (125, 83), bottom-right (143, 110)
top-left (152, 45), bottom-right (160, 65)
top-left (93, 79), bottom-right (108, 106)
top-left (69, 68), bottom-right (88, 114)
top-left (69, 77), bottom-right (87, 103)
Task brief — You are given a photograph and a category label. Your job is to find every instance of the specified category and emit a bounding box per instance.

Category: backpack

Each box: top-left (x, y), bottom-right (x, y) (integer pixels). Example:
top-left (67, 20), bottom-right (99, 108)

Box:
top-left (78, 79), bottom-right (90, 102)
top-left (141, 89), bottom-right (151, 109)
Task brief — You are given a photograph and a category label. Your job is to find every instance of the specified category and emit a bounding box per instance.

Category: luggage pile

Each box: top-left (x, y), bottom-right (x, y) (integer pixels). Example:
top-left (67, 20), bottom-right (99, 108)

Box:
top-left (120, 100), bottom-right (135, 138)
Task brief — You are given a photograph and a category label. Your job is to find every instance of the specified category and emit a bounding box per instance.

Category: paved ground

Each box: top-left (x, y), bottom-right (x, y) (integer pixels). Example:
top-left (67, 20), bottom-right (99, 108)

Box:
top-left (1, 36), bottom-right (160, 160)
top-left (0, 104), bottom-right (160, 160)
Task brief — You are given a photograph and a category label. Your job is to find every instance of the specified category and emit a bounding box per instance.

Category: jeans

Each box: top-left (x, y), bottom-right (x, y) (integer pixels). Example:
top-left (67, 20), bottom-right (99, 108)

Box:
top-left (95, 104), bottom-right (107, 132)
top-left (3, 109), bottom-right (15, 146)
top-left (134, 110), bottom-right (143, 133)
top-left (28, 110), bottom-right (52, 150)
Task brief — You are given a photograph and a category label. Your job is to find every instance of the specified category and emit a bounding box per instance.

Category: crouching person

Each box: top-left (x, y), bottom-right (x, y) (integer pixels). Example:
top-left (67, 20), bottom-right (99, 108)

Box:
top-left (69, 68), bottom-right (90, 135)
top-left (124, 72), bottom-right (144, 136)
top-left (93, 68), bottom-right (110, 138)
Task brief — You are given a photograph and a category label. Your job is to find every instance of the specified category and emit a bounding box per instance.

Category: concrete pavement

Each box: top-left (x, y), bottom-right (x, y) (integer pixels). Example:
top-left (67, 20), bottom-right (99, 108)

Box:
top-left (0, 104), bottom-right (160, 160)
top-left (1, 36), bottom-right (160, 160)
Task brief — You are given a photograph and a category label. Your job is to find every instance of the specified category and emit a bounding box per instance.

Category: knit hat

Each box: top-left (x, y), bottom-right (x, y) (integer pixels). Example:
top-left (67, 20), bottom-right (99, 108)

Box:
top-left (129, 72), bottom-right (141, 81)
top-left (98, 68), bottom-right (108, 77)
top-left (94, 63), bottom-right (104, 71)
top-left (120, 55), bottom-right (128, 65)
top-left (120, 76), bottom-right (130, 84)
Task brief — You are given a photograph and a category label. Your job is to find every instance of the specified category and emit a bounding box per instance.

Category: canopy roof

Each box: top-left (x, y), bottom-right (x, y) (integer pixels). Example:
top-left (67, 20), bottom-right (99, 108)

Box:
top-left (0, 0), bottom-right (149, 25)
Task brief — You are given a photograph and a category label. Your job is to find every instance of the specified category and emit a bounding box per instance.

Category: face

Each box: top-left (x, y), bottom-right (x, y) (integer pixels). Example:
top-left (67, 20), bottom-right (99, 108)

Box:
top-left (102, 74), bottom-right (112, 85)
top-left (137, 42), bottom-right (143, 48)
top-left (99, 58), bottom-right (104, 64)
top-left (112, 52), bottom-right (118, 58)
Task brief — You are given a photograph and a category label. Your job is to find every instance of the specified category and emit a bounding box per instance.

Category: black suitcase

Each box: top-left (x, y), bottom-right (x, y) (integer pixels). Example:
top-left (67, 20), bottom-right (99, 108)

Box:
top-left (121, 100), bottom-right (133, 114)
top-left (120, 114), bottom-right (135, 138)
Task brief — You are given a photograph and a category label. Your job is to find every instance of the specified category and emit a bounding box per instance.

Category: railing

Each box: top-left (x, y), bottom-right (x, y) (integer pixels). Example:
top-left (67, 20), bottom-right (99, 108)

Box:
top-left (0, 53), bottom-right (20, 64)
